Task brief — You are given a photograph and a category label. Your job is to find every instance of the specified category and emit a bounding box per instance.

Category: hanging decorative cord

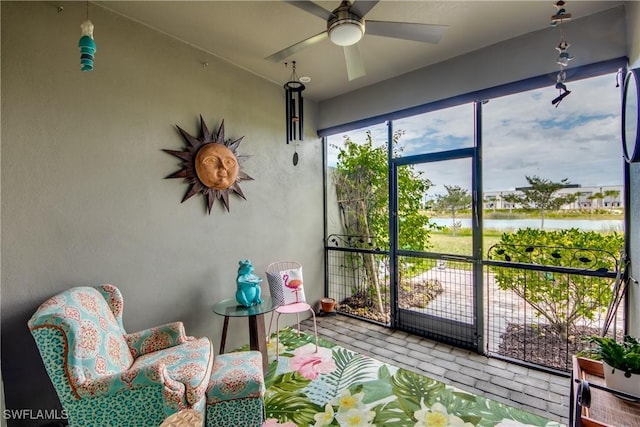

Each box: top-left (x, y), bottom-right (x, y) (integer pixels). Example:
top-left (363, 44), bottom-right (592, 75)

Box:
top-left (78, 1), bottom-right (96, 71)
top-left (550, 1), bottom-right (572, 106)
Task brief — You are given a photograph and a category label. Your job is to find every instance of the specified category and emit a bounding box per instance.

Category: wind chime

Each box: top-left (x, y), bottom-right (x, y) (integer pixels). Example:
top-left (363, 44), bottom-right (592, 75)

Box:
top-left (78, 1), bottom-right (96, 71)
top-left (550, 1), bottom-right (573, 106)
top-left (284, 61), bottom-right (305, 145)
top-left (284, 61), bottom-right (305, 165)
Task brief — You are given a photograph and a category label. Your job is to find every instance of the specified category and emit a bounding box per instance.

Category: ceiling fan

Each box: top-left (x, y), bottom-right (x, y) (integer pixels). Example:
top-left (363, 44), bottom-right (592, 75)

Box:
top-left (265, 0), bottom-right (448, 81)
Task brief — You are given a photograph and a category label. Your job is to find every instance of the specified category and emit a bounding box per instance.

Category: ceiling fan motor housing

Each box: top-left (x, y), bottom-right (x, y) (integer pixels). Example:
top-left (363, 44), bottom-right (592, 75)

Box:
top-left (327, 1), bottom-right (365, 46)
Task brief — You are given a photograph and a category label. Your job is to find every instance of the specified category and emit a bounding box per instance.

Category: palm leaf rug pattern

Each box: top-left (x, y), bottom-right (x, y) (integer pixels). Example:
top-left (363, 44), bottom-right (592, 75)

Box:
top-left (242, 328), bottom-right (564, 427)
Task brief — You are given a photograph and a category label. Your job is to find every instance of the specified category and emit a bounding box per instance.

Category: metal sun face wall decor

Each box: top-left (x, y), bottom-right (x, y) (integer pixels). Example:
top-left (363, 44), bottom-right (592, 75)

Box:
top-left (163, 116), bottom-right (254, 214)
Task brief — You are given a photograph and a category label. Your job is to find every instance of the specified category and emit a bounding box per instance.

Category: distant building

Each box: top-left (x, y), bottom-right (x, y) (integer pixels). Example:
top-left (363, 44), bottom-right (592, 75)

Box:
top-left (483, 185), bottom-right (624, 210)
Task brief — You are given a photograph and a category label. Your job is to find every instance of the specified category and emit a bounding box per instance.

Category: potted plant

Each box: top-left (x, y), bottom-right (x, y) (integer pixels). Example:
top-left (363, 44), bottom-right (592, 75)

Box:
top-left (321, 297), bottom-right (336, 313)
top-left (583, 335), bottom-right (640, 398)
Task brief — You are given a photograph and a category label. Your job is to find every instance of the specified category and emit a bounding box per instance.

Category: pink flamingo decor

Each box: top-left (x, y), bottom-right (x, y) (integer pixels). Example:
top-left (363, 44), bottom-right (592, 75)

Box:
top-left (283, 274), bottom-right (303, 302)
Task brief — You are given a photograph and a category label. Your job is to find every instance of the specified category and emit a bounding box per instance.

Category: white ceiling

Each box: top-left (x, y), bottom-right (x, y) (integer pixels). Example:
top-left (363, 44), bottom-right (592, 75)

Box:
top-left (96, 1), bottom-right (625, 101)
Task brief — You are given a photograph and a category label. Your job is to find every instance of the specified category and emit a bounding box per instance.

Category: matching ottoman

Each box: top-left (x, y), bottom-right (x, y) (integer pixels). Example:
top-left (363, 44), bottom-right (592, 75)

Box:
top-left (205, 351), bottom-right (265, 427)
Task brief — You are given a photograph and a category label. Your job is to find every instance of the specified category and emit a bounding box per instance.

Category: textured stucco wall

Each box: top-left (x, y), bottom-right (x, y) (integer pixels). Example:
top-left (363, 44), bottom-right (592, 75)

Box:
top-left (1, 2), bottom-right (323, 423)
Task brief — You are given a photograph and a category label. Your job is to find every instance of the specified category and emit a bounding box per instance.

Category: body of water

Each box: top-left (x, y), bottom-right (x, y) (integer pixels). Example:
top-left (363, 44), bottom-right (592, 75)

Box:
top-left (431, 218), bottom-right (624, 231)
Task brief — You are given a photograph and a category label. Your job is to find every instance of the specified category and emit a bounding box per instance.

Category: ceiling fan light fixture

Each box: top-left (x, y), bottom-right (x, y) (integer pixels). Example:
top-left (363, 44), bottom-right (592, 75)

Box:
top-left (328, 21), bottom-right (364, 46)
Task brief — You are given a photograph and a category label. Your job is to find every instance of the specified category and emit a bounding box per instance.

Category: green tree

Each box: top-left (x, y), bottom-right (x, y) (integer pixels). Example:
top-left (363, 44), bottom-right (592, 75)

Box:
top-left (588, 192), bottom-right (604, 212)
top-left (490, 228), bottom-right (624, 339)
top-left (508, 175), bottom-right (578, 228)
top-left (434, 185), bottom-right (472, 235)
top-left (333, 130), bottom-right (431, 249)
top-left (484, 195), bottom-right (497, 212)
top-left (603, 189), bottom-right (620, 212)
top-left (332, 130), bottom-right (432, 312)
top-left (501, 193), bottom-right (520, 214)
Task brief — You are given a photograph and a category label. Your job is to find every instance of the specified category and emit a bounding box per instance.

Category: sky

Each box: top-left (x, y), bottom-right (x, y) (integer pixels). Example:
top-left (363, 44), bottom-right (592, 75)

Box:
top-left (327, 72), bottom-right (624, 197)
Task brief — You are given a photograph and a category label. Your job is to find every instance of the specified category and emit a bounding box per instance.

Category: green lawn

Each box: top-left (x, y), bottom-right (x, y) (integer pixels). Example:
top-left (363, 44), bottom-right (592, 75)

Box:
top-left (428, 229), bottom-right (502, 256)
top-left (425, 209), bottom-right (623, 256)
top-left (426, 209), bottom-right (624, 220)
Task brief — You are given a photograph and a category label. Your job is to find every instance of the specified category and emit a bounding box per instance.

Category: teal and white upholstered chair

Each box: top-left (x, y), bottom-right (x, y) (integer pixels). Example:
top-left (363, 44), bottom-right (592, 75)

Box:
top-left (28, 284), bottom-right (214, 427)
top-left (204, 351), bottom-right (265, 427)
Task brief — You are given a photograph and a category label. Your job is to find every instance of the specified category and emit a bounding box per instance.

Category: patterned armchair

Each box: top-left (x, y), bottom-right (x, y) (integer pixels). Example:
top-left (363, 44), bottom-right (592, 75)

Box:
top-left (28, 284), bottom-right (214, 427)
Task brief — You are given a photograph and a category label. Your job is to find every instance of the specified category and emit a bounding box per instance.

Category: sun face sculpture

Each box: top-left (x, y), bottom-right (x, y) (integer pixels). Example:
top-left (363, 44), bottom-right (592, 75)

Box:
top-left (163, 116), bottom-right (253, 213)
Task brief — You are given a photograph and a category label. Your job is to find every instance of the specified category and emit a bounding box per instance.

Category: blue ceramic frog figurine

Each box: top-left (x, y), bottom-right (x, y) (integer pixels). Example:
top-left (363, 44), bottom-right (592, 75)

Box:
top-left (235, 259), bottom-right (263, 307)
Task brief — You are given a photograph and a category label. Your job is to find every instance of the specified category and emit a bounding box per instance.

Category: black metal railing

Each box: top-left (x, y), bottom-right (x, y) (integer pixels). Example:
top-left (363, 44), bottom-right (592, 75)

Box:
top-left (485, 243), bottom-right (624, 371)
top-left (325, 234), bottom-right (626, 372)
top-left (326, 234), bottom-right (391, 325)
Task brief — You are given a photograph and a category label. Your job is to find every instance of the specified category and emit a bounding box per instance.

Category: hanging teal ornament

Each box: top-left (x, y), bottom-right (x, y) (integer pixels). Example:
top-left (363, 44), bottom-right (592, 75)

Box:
top-left (78, 19), bottom-right (96, 71)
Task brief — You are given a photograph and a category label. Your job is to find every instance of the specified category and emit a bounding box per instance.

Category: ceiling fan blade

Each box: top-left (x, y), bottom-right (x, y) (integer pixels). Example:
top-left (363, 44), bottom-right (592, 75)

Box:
top-left (265, 31), bottom-right (328, 62)
top-left (285, 0), bottom-right (334, 20)
top-left (366, 20), bottom-right (447, 44)
top-left (344, 44), bottom-right (365, 81)
top-left (349, 1), bottom-right (379, 18)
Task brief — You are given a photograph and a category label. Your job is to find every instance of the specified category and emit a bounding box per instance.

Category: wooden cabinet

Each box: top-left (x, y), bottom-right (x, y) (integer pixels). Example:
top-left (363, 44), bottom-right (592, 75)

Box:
top-left (571, 356), bottom-right (640, 426)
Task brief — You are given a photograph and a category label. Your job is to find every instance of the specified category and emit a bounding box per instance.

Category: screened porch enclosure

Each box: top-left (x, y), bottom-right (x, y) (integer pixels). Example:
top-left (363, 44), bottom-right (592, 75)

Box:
top-left (324, 69), bottom-right (629, 373)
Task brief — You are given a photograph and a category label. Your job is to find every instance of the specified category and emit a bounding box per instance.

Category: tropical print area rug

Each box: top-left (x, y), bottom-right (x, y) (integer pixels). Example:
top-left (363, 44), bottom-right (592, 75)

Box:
top-left (256, 328), bottom-right (563, 427)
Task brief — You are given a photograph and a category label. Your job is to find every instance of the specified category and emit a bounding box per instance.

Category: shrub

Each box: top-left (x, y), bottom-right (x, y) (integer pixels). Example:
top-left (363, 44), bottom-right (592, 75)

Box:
top-left (489, 228), bottom-right (624, 338)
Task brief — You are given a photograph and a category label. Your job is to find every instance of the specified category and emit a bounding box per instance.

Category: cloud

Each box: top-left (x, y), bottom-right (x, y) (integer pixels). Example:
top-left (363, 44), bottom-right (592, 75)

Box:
top-left (327, 72), bottom-right (623, 194)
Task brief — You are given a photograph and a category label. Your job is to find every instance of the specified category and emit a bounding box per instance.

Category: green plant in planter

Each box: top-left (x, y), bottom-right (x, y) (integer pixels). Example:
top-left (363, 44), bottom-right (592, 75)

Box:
top-left (584, 335), bottom-right (640, 378)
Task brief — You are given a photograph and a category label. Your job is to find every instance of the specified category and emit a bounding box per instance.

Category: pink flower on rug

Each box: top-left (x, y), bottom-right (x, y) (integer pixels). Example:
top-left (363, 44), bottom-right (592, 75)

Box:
top-left (290, 343), bottom-right (336, 380)
top-left (263, 418), bottom-right (297, 427)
